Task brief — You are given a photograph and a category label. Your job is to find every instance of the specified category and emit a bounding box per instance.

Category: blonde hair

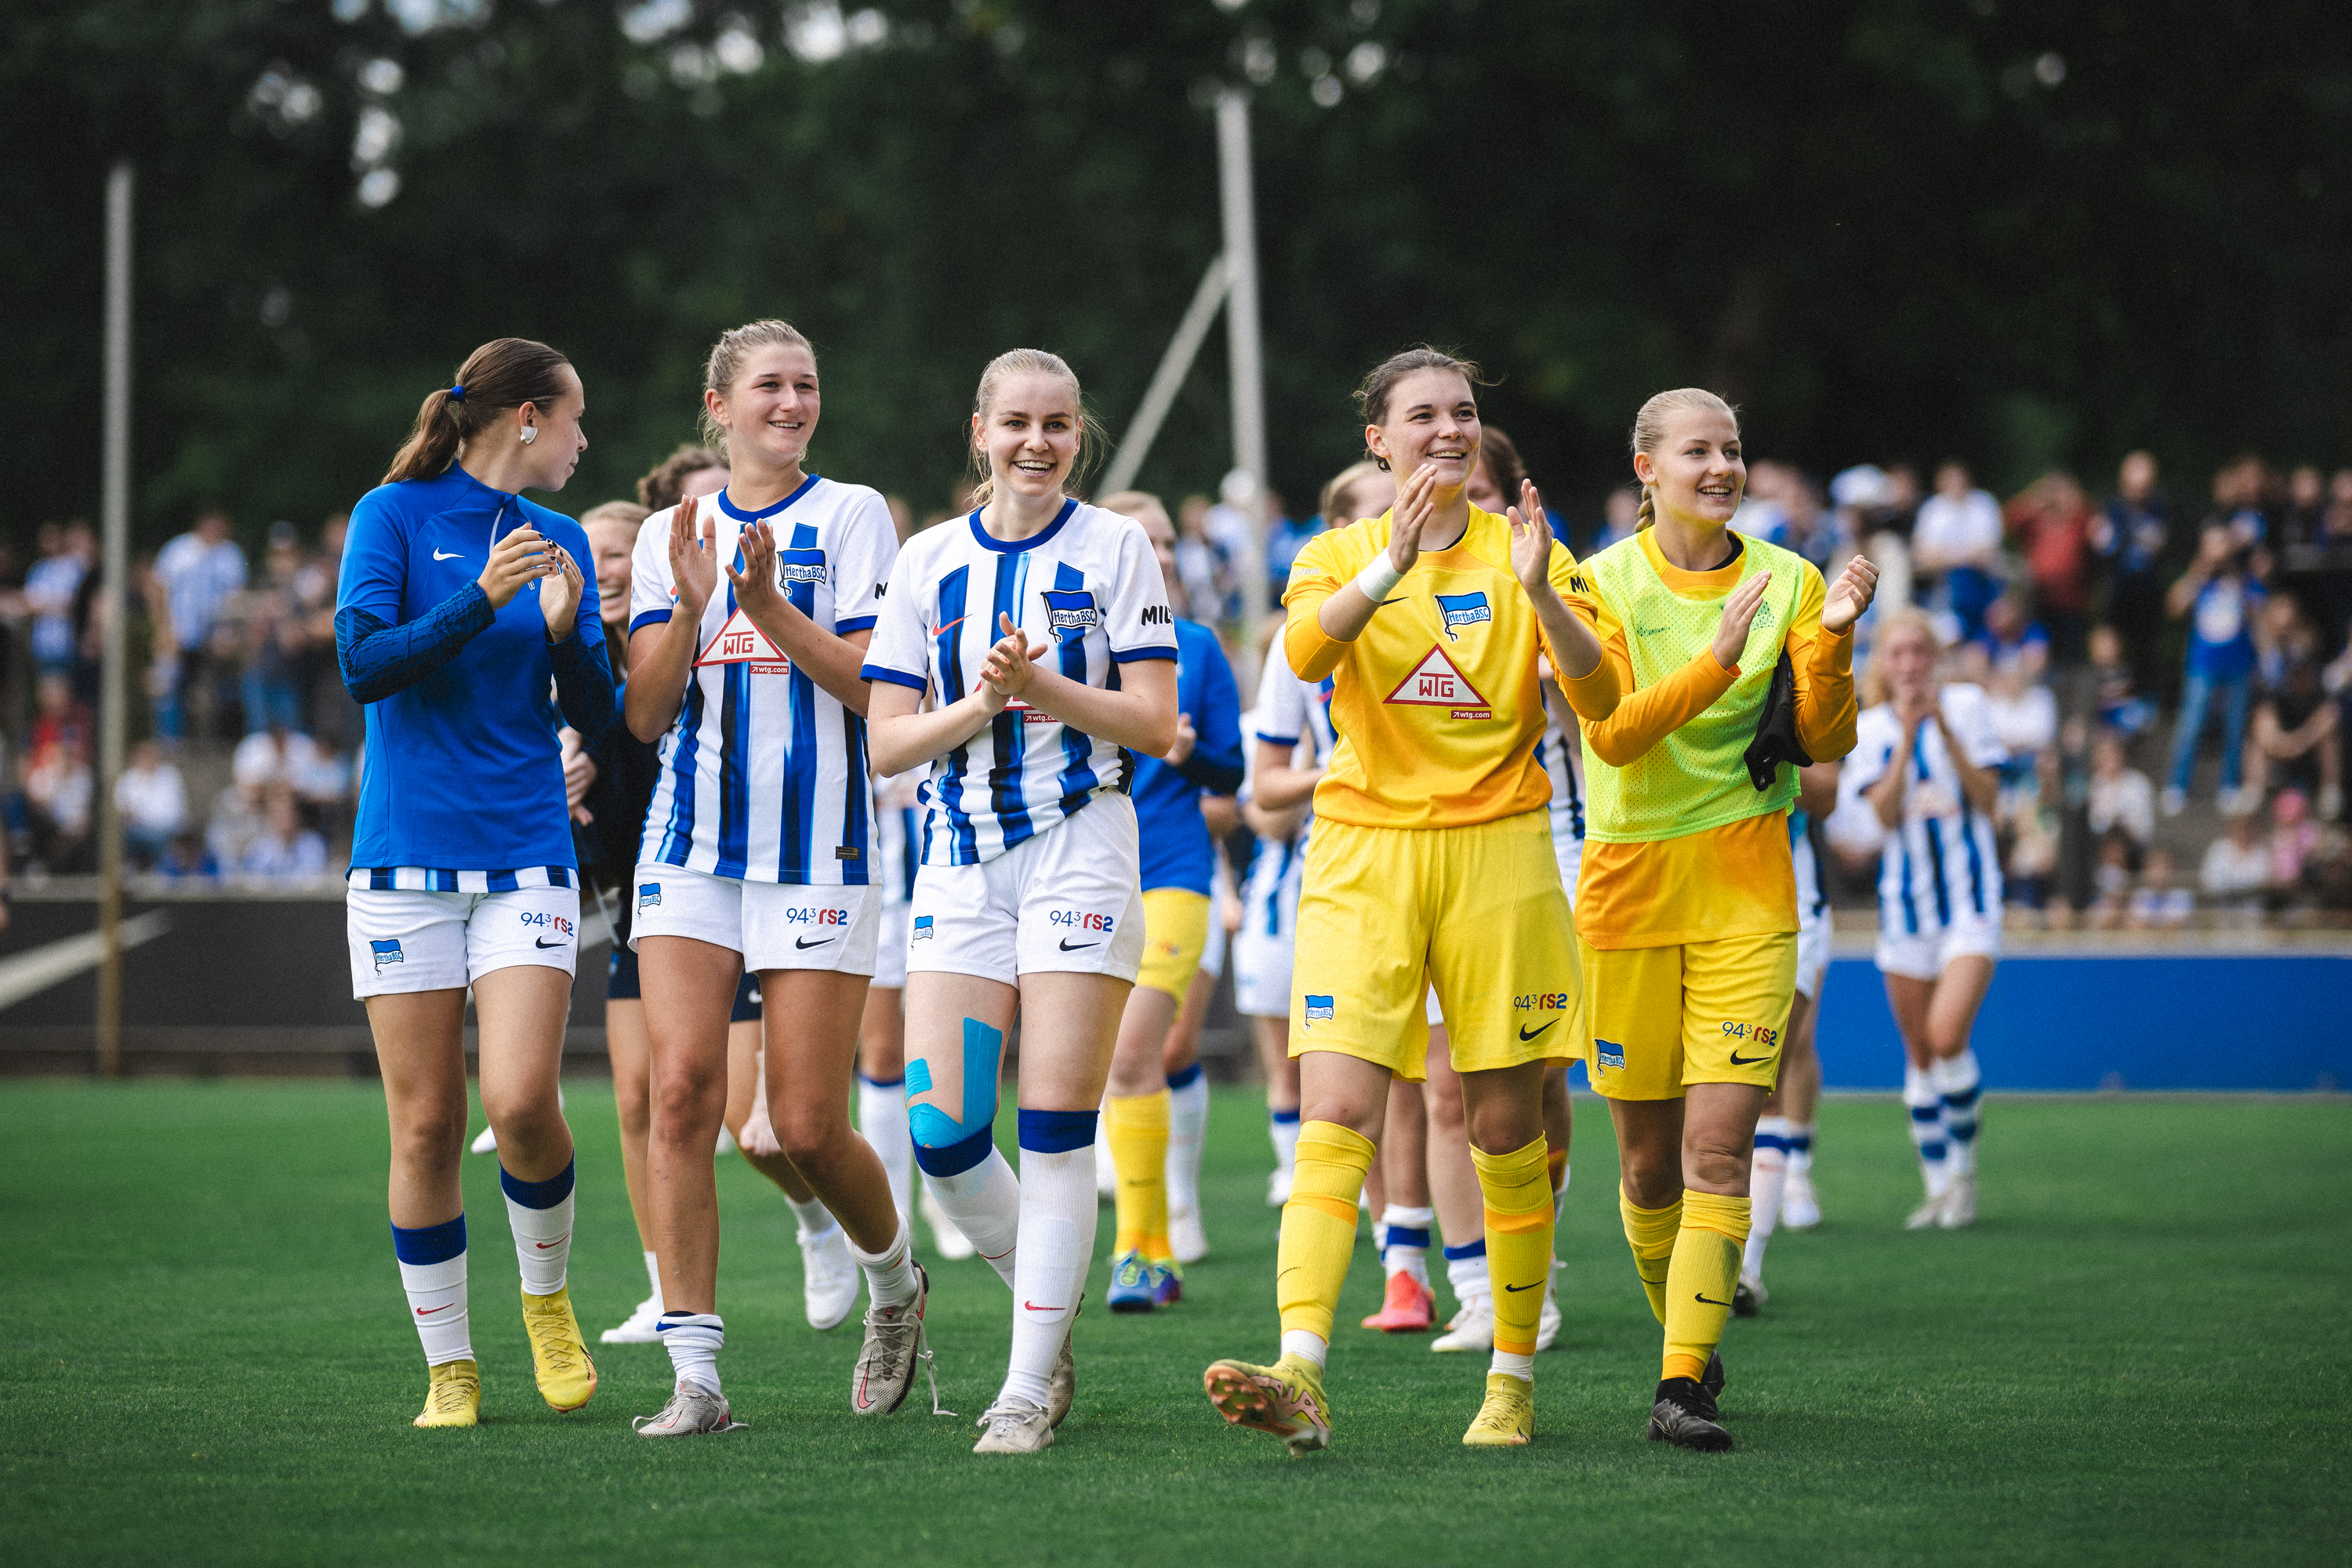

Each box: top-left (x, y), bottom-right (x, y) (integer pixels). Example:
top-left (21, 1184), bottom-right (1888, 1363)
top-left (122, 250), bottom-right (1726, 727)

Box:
top-left (1097, 489), bottom-right (1167, 526)
top-left (700, 319), bottom-right (815, 448)
top-left (579, 499), bottom-right (651, 538)
top-left (967, 348), bottom-right (1097, 507)
top-left (1319, 459), bottom-right (1385, 528)
top-left (1628, 387), bottom-right (1740, 531)
top-left (1860, 604), bottom-right (1940, 708)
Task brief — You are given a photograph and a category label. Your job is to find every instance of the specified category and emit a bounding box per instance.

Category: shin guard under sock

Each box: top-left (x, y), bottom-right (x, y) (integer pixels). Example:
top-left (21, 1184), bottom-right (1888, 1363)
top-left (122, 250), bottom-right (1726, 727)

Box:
top-left (1276, 1121), bottom-right (1375, 1352)
top-left (1619, 1190), bottom-right (1681, 1326)
top-left (1662, 1191), bottom-right (1749, 1381)
top-left (1472, 1138), bottom-right (1553, 1362)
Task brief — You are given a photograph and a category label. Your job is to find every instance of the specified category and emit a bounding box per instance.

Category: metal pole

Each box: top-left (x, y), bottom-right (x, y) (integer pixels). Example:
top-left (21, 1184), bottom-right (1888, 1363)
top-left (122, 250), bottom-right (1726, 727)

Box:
top-left (1215, 86), bottom-right (1269, 660)
top-left (96, 161), bottom-right (132, 1079)
top-left (1099, 257), bottom-right (1229, 500)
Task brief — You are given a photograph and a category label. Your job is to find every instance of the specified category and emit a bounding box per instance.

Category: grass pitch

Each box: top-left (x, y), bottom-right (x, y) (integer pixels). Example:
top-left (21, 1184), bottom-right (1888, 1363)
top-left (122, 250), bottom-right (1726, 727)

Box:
top-left (0, 1080), bottom-right (2345, 1566)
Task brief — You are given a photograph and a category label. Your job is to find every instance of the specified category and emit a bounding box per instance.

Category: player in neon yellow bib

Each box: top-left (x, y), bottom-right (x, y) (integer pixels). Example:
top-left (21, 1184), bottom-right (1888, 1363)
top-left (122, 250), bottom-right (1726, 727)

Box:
top-left (1573, 388), bottom-right (1878, 1451)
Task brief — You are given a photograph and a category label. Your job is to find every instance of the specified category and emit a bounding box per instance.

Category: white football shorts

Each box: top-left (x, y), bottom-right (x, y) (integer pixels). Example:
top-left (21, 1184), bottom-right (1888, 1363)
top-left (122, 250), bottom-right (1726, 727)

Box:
top-left (903, 793), bottom-right (1146, 987)
top-left (629, 864), bottom-right (879, 978)
top-left (1875, 911), bottom-right (2000, 982)
top-left (348, 884), bottom-right (580, 999)
top-left (1795, 898), bottom-right (1833, 1002)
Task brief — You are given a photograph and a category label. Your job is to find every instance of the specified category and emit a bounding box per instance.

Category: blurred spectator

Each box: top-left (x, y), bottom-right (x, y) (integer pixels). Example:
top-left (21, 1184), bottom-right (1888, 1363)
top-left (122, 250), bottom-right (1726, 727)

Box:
top-left (21, 673), bottom-right (94, 873)
top-left (1984, 659), bottom-right (2057, 806)
top-left (2281, 465), bottom-right (2352, 648)
top-left (1201, 471), bottom-right (1260, 625)
top-left (1596, 485), bottom-right (1641, 554)
top-left (2087, 731), bottom-right (2155, 853)
top-left (237, 521), bottom-right (310, 735)
top-left (2002, 798), bottom-right (2060, 920)
top-left (1832, 463), bottom-right (1914, 615)
top-left (2200, 811), bottom-right (2270, 909)
top-left (2267, 788), bottom-right (2321, 889)
top-left (2246, 600), bottom-right (2339, 818)
top-left (2127, 848), bottom-right (2195, 930)
top-left (114, 739), bottom-right (187, 868)
top-left (1265, 491), bottom-right (1317, 608)
top-left (636, 444), bottom-right (728, 513)
top-left (2163, 524), bottom-right (2266, 815)
top-left (235, 785), bottom-right (328, 885)
top-left (205, 781), bottom-right (267, 873)
top-left (233, 723), bottom-right (323, 796)
top-left (1733, 459), bottom-right (1794, 547)
top-left (23, 521), bottom-right (89, 677)
top-left (2208, 456), bottom-right (2271, 565)
top-left (1782, 470), bottom-right (1846, 571)
top-left (2092, 452), bottom-right (2170, 689)
top-left (2088, 624), bottom-right (2158, 740)
top-left (1911, 460), bottom-right (2004, 643)
top-left (153, 510), bottom-right (248, 741)
top-left (154, 829), bottom-right (216, 884)
top-left (1977, 593), bottom-right (2050, 679)
top-left (1174, 495), bottom-right (1233, 633)
top-left (2087, 832), bottom-right (2134, 928)
top-left (295, 513), bottom-right (361, 749)
top-left (2004, 471), bottom-right (2096, 663)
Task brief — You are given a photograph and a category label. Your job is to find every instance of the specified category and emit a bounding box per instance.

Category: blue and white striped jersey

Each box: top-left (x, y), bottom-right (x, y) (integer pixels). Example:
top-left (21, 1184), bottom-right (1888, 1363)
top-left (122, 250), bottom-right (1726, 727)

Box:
top-left (1840, 685), bottom-right (2007, 934)
top-left (1534, 681), bottom-right (1588, 886)
top-left (862, 501), bottom-right (1178, 866)
top-left (629, 476), bottom-right (898, 886)
top-left (1250, 635), bottom-right (1338, 801)
top-left (1791, 808), bottom-right (1826, 920)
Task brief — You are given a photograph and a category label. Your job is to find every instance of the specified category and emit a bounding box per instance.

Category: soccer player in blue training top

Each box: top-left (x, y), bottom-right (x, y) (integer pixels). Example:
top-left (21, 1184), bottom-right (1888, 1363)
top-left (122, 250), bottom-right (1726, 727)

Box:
top-left (1094, 490), bottom-right (1243, 1312)
top-left (338, 337), bottom-right (614, 1429)
top-left (863, 348), bottom-right (1180, 1454)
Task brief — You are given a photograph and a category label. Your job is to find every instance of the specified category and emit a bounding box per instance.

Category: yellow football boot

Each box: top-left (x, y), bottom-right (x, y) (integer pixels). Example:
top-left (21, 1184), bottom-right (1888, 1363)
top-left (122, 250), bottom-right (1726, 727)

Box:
top-left (1462, 1372), bottom-right (1534, 1446)
top-left (415, 1359), bottom-right (480, 1428)
top-left (521, 1284), bottom-right (598, 1411)
top-left (1202, 1353), bottom-right (1331, 1456)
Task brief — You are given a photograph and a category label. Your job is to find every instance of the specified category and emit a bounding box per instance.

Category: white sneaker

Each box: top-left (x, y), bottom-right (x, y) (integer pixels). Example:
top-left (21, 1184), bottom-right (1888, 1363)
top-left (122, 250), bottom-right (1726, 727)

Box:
top-left (972, 1396), bottom-right (1054, 1454)
top-left (601, 1293), bottom-right (663, 1345)
top-left (1937, 1174), bottom-right (1977, 1229)
top-left (1169, 1204), bottom-right (1209, 1266)
top-left (1432, 1297), bottom-right (1494, 1353)
top-left (800, 1224), bottom-right (859, 1331)
top-left (633, 1380), bottom-right (746, 1436)
top-left (1265, 1167), bottom-right (1294, 1207)
top-left (2160, 786), bottom-right (2186, 818)
top-left (1905, 1186), bottom-right (1951, 1230)
top-left (920, 1183), bottom-right (976, 1261)
top-left (1780, 1167), bottom-right (1821, 1230)
top-left (1534, 1261), bottom-right (1563, 1352)
top-left (469, 1124), bottom-right (498, 1155)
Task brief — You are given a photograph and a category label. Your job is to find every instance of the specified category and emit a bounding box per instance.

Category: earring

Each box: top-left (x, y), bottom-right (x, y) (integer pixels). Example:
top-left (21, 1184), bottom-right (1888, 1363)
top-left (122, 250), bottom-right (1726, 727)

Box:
top-left (519, 426), bottom-right (538, 445)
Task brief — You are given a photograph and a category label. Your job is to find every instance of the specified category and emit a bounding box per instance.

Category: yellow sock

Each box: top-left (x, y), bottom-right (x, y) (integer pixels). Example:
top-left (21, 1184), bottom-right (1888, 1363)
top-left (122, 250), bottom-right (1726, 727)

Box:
top-left (1472, 1136), bottom-right (1553, 1357)
top-left (1276, 1121), bottom-right (1376, 1347)
top-left (1105, 1090), bottom-right (1171, 1258)
top-left (1619, 1189), bottom-right (1681, 1326)
top-left (1661, 1190), bottom-right (1750, 1381)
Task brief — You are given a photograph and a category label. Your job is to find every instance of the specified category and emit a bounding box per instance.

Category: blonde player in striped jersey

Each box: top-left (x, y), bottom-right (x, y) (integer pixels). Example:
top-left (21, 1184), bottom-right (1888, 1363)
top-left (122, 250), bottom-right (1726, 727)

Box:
top-left (1201, 348), bottom-right (1621, 1454)
top-left (1573, 388), bottom-right (1877, 1451)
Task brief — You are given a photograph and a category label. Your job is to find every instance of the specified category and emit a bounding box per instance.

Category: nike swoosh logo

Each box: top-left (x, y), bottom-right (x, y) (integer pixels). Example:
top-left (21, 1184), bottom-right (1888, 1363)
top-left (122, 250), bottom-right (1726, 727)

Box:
top-left (1696, 1292), bottom-right (1732, 1307)
top-left (1518, 1018), bottom-right (1559, 1042)
top-left (1376, 597), bottom-right (1406, 606)
top-left (434, 549), bottom-right (463, 561)
top-left (1022, 1301), bottom-right (1065, 1312)
top-left (1728, 1051), bottom-right (1767, 1065)
top-left (535, 1240), bottom-right (565, 1250)
top-left (1058, 937), bottom-right (1098, 951)
top-left (795, 935), bottom-right (835, 949)
top-left (416, 1305), bottom-right (450, 1316)
top-left (534, 935), bottom-right (566, 949)
top-left (929, 615), bottom-right (969, 638)
top-left (1504, 1281), bottom-right (1539, 1292)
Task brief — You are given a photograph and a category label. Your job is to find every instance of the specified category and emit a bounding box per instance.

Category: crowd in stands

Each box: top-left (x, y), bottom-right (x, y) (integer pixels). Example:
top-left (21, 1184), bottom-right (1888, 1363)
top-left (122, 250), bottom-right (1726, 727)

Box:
top-left (5, 441), bottom-right (2349, 924)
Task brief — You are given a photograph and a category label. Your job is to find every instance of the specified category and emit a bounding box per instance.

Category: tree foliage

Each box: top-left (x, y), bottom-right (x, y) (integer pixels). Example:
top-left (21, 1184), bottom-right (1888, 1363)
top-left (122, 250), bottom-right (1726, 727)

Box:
top-left (5, 0), bottom-right (2348, 546)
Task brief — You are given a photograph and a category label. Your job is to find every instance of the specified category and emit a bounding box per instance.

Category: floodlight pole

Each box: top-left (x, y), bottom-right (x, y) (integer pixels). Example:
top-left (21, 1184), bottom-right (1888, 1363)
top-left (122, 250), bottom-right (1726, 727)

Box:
top-left (96, 162), bottom-right (132, 1079)
top-left (1215, 86), bottom-right (1269, 657)
top-left (1099, 257), bottom-right (1229, 500)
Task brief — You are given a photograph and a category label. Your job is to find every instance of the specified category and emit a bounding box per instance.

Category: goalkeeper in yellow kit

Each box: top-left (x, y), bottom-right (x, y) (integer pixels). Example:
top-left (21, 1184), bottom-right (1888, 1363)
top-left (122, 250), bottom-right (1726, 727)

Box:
top-left (1573, 388), bottom-right (1877, 1450)
top-left (1200, 348), bottom-right (1620, 1453)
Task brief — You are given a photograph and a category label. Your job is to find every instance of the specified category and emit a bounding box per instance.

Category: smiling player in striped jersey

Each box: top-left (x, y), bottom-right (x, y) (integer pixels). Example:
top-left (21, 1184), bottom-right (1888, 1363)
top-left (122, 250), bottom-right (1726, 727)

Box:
top-left (863, 348), bottom-right (1179, 1454)
top-left (622, 319), bottom-right (916, 1437)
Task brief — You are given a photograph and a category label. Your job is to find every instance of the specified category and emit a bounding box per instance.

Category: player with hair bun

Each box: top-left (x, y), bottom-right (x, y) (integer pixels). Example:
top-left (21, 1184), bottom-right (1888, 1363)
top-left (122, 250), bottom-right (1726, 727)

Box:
top-left (339, 337), bottom-right (613, 1430)
top-left (1203, 347), bottom-right (1620, 1454)
top-left (623, 319), bottom-right (909, 1437)
top-left (863, 348), bottom-right (1180, 1455)
top-left (1572, 388), bottom-right (1877, 1451)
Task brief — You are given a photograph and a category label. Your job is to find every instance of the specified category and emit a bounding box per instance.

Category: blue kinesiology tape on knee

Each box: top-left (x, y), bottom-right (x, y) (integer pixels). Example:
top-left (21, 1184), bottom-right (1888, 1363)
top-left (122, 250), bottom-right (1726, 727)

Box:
top-left (908, 1017), bottom-right (1004, 1150)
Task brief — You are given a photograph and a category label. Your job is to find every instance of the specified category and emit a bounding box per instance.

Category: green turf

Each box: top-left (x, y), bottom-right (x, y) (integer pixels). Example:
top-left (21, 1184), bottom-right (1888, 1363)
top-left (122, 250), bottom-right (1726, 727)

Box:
top-left (0, 1081), bottom-right (2346, 1566)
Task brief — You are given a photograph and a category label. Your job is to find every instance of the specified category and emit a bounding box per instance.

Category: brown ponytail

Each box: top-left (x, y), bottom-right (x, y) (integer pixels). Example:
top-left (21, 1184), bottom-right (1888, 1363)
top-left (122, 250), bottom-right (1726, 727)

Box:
top-left (383, 337), bottom-right (573, 485)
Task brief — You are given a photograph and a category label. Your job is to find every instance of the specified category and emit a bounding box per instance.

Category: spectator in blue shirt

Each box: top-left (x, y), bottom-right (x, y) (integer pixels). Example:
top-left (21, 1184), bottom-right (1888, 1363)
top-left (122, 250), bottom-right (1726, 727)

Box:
top-left (2163, 524), bottom-right (2267, 816)
top-left (2090, 451), bottom-right (2169, 691)
top-left (153, 510), bottom-right (249, 740)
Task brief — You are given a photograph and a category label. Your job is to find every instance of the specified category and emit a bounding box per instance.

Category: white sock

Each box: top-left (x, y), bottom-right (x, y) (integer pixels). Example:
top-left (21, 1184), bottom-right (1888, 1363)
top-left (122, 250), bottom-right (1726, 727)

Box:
top-left (1746, 1118), bottom-right (1789, 1279)
top-left (1166, 1069), bottom-right (1209, 1218)
top-left (1093, 1115), bottom-right (1117, 1199)
top-left (1444, 1243), bottom-right (1491, 1314)
top-left (926, 1145), bottom-right (1022, 1290)
top-left (1269, 1108), bottom-right (1301, 1175)
top-left (641, 1250), bottom-right (664, 1310)
top-left (847, 1216), bottom-right (920, 1311)
top-left (1788, 1125), bottom-right (1816, 1177)
top-left (1932, 1049), bottom-right (1983, 1178)
top-left (397, 1251), bottom-right (473, 1365)
top-left (1904, 1065), bottom-right (1952, 1197)
top-left (1379, 1203), bottom-right (1433, 1287)
top-left (786, 1193), bottom-right (833, 1240)
top-left (499, 1161), bottom-right (575, 1296)
top-left (657, 1312), bottom-right (724, 1396)
top-left (1280, 1329), bottom-right (1328, 1370)
top-left (1001, 1144), bottom-right (1096, 1411)
top-left (857, 1075), bottom-right (916, 1226)
top-left (1490, 1348), bottom-right (1534, 1381)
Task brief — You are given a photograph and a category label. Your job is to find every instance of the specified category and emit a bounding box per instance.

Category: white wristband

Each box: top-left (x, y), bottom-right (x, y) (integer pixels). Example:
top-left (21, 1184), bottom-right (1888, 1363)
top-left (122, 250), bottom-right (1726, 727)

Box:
top-left (1352, 554), bottom-right (1406, 602)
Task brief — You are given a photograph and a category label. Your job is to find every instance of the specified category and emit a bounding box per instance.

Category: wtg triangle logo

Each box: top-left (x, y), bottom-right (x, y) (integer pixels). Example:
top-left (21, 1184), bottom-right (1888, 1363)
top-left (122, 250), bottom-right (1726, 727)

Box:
top-left (1383, 646), bottom-right (1490, 719)
top-left (695, 609), bottom-right (790, 674)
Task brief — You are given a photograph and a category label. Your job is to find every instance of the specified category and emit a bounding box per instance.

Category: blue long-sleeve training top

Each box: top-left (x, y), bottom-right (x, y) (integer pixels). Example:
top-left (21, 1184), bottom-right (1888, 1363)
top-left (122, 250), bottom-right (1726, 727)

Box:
top-left (1131, 616), bottom-right (1245, 895)
top-left (336, 466), bottom-right (613, 877)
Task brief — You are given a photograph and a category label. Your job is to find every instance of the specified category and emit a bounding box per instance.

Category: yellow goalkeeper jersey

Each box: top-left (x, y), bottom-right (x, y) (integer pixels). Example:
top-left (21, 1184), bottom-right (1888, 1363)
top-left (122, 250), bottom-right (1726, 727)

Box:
top-left (1283, 505), bottom-right (1619, 830)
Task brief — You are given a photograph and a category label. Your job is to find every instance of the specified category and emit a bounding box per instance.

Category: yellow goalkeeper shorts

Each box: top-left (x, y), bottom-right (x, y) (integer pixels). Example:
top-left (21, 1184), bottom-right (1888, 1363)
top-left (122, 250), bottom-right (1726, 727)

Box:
top-left (1579, 931), bottom-right (1796, 1101)
top-left (1133, 887), bottom-right (1212, 1003)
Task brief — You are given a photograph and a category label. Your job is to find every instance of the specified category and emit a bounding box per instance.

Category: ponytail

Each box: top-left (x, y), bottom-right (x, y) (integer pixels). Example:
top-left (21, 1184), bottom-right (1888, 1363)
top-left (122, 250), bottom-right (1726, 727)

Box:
top-left (1636, 485), bottom-right (1657, 532)
top-left (383, 337), bottom-right (572, 486)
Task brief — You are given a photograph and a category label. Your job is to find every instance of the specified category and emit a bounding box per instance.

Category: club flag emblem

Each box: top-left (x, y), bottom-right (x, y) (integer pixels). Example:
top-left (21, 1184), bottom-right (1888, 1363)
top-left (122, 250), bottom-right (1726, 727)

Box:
top-left (1304, 994), bottom-right (1334, 1025)
top-left (775, 546), bottom-right (827, 586)
top-left (638, 883), bottom-right (662, 909)
top-left (1435, 591), bottom-right (1491, 641)
top-left (1595, 1037), bottom-right (1626, 1071)
top-left (695, 609), bottom-right (789, 674)
top-left (912, 914), bottom-right (935, 942)
top-left (369, 939), bottom-right (404, 969)
top-left (1383, 646), bottom-right (1490, 720)
top-left (1040, 588), bottom-right (1102, 637)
